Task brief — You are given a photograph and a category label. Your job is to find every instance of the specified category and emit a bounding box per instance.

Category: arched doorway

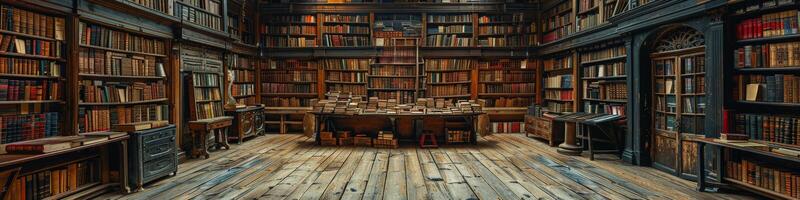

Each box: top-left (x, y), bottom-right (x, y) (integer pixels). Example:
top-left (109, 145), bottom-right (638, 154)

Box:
top-left (648, 26), bottom-right (706, 179)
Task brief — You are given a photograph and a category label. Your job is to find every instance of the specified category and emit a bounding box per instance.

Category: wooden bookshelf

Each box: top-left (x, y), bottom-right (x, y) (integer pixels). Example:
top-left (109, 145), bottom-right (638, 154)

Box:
top-left (322, 58), bottom-right (369, 97)
top-left (425, 13), bottom-right (475, 47)
top-left (175, 0), bottom-right (224, 32)
top-left (76, 20), bottom-right (170, 134)
top-left (477, 58), bottom-right (537, 108)
top-left (542, 0), bottom-right (573, 44)
top-left (227, 54), bottom-right (257, 106)
top-left (477, 13), bottom-right (528, 47)
top-left (322, 14), bottom-right (371, 47)
top-left (543, 54), bottom-right (575, 113)
top-left (186, 71), bottom-right (224, 120)
top-left (261, 59), bottom-right (319, 107)
top-left (262, 14), bottom-right (318, 48)
top-left (424, 59), bottom-right (473, 100)
top-left (369, 38), bottom-right (423, 104)
top-left (579, 43), bottom-right (627, 116)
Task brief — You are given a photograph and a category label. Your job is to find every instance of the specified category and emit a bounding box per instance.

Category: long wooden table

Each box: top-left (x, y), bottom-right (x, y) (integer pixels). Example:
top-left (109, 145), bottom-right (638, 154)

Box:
top-left (311, 112), bottom-right (483, 145)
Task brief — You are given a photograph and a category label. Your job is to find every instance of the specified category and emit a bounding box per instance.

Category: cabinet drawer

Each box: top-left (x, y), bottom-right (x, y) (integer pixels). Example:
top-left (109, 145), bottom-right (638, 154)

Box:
top-left (142, 154), bottom-right (176, 183)
top-left (142, 137), bottom-right (175, 162)
top-left (142, 129), bottom-right (174, 144)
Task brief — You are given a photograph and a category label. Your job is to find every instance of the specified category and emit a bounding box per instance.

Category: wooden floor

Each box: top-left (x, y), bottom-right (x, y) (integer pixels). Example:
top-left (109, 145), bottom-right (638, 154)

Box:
top-left (103, 134), bottom-right (757, 200)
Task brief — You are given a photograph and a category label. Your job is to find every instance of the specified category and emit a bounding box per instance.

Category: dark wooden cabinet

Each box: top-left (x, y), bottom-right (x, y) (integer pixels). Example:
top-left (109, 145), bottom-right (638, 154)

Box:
top-left (128, 125), bottom-right (177, 191)
top-left (226, 106), bottom-right (266, 144)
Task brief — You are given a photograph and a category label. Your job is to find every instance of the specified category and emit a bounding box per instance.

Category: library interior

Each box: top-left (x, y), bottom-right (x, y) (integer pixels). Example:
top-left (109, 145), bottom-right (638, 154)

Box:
top-left (0, 0), bottom-right (798, 199)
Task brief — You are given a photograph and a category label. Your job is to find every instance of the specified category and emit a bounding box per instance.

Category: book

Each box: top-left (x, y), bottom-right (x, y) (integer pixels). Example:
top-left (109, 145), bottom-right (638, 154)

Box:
top-left (78, 104), bottom-right (169, 133)
top-left (4, 136), bottom-right (79, 154)
top-left (0, 112), bottom-right (60, 144)
top-left (736, 10), bottom-right (798, 41)
top-left (5, 159), bottom-right (99, 199)
top-left (177, 0), bottom-right (222, 31)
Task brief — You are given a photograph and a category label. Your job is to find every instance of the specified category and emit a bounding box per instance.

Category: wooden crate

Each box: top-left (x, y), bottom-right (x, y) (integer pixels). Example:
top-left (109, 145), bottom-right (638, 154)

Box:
top-left (373, 139), bottom-right (398, 148)
top-left (338, 137), bottom-right (353, 146)
top-left (321, 138), bottom-right (338, 146)
top-left (320, 131), bottom-right (335, 140)
top-left (354, 136), bottom-right (373, 146)
top-left (337, 131), bottom-right (351, 138)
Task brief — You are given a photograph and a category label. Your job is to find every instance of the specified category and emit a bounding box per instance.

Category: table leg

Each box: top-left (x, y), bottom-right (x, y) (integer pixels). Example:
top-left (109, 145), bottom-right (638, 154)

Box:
top-left (587, 124), bottom-right (594, 160)
top-left (315, 116), bottom-right (322, 145)
top-left (697, 142), bottom-right (706, 192)
top-left (202, 130), bottom-right (210, 159)
top-left (120, 140), bottom-right (132, 193)
top-left (221, 128), bottom-right (230, 149)
top-left (558, 122), bottom-right (582, 156)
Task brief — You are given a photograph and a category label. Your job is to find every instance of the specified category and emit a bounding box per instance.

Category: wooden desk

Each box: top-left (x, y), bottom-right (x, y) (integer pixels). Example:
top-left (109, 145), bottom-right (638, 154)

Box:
top-left (311, 112), bottom-right (482, 145)
top-left (264, 107), bottom-right (312, 134)
top-left (0, 136), bottom-right (130, 198)
top-left (188, 117), bottom-right (233, 159)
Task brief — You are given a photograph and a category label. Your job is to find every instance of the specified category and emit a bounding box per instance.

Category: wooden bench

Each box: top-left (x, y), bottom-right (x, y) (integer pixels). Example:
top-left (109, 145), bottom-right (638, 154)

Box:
top-left (188, 116), bottom-right (233, 159)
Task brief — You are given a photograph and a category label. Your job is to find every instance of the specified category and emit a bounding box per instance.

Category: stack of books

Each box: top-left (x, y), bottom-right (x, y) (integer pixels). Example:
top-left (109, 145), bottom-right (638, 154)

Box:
top-left (374, 131), bottom-right (398, 148)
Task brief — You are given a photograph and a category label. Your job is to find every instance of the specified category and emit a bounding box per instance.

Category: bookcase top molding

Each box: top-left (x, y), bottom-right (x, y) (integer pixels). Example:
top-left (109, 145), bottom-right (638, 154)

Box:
top-left (259, 2), bottom-right (536, 13)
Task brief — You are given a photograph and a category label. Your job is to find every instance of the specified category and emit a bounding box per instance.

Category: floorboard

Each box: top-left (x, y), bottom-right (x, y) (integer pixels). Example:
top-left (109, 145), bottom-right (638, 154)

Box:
top-left (104, 134), bottom-right (759, 200)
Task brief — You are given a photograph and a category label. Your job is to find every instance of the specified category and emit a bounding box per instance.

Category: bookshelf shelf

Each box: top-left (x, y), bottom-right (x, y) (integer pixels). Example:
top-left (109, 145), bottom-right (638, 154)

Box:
top-left (367, 88), bottom-right (423, 91)
top-left (544, 67), bottom-right (573, 73)
top-left (730, 2), bottom-right (799, 18)
top-left (427, 81), bottom-right (472, 85)
top-left (79, 44), bottom-right (167, 57)
top-left (196, 99), bottom-right (223, 103)
top-left (0, 52), bottom-right (65, 61)
top-left (261, 93), bottom-right (318, 97)
top-left (734, 66), bottom-right (800, 73)
top-left (736, 101), bottom-right (800, 107)
top-left (325, 81), bottom-right (367, 84)
top-left (0, 29), bottom-right (57, 41)
top-left (581, 76), bottom-right (626, 80)
top-left (479, 93), bottom-right (536, 97)
top-left (0, 74), bottom-right (62, 79)
top-left (735, 34), bottom-right (800, 44)
top-left (0, 100), bottom-right (65, 105)
top-left (429, 94), bottom-right (471, 98)
top-left (175, 1), bottom-right (222, 17)
top-left (368, 75), bottom-right (424, 78)
top-left (79, 74), bottom-right (166, 80)
top-left (580, 55), bottom-right (627, 65)
top-left (425, 69), bottom-right (472, 72)
top-left (723, 178), bottom-right (795, 200)
top-left (78, 98), bottom-right (168, 106)
top-left (544, 87), bottom-right (574, 90)
top-left (583, 98), bottom-right (627, 103)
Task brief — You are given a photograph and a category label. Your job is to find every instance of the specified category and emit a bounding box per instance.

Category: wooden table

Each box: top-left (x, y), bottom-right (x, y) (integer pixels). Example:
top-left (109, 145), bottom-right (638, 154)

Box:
top-left (0, 135), bottom-right (131, 197)
top-left (311, 112), bottom-right (482, 145)
top-left (188, 116), bottom-right (233, 159)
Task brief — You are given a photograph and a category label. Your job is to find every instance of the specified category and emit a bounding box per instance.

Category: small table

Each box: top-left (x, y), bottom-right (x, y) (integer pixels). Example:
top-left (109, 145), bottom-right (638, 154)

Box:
top-left (188, 116), bottom-right (233, 159)
top-left (579, 114), bottom-right (625, 160)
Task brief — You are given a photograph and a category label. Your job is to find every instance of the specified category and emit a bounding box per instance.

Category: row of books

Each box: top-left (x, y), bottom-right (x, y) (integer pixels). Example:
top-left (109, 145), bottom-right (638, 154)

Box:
top-left (542, 1), bottom-right (573, 43)
top-left (195, 101), bottom-right (223, 120)
top-left (370, 66), bottom-right (418, 76)
top-left (583, 62), bottom-right (625, 78)
top-left (79, 49), bottom-right (163, 77)
top-left (738, 74), bottom-right (800, 103)
top-left (79, 80), bottom-right (165, 103)
top-left (0, 57), bottom-right (61, 76)
top-left (378, 48), bottom-right (417, 58)
top-left (232, 84), bottom-right (254, 97)
top-left (584, 82), bottom-right (626, 100)
top-left (478, 37), bottom-right (524, 47)
top-left (231, 69), bottom-right (254, 82)
top-left (376, 57), bottom-right (417, 64)
top-left (732, 0), bottom-right (796, 15)
top-left (327, 84), bottom-right (366, 96)
top-left (544, 56), bottom-right (572, 71)
top-left (127, 0), bottom-right (172, 15)
top-left (735, 10), bottom-right (798, 41)
top-left (261, 71), bottom-right (317, 82)
top-left (79, 22), bottom-right (166, 54)
top-left (369, 91), bottom-right (416, 104)
top-left (578, 0), bottom-right (600, 13)
top-left (0, 34), bottom-right (63, 57)
top-left (264, 25), bottom-right (317, 35)
top-left (427, 25), bottom-right (472, 34)
top-left (478, 25), bottom-right (523, 35)
top-left (428, 72), bottom-right (469, 83)
top-left (323, 14), bottom-right (368, 23)
top-left (735, 42), bottom-right (800, 68)
top-left (546, 101), bottom-right (574, 113)
top-left (193, 87), bottom-right (220, 101)
top-left (584, 102), bottom-right (626, 116)
top-left (0, 4), bottom-right (65, 40)
top-left (180, 0), bottom-right (221, 15)
top-left (428, 14), bottom-right (472, 23)
top-left (734, 113), bottom-right (799, 145)
top-left (321, 59), bottom-right (369, 70)
top-left (78, 104), bottom-right (168, 133)
top-left (177, 2), bottom-right (222, 30)
top-left (0, 79), bottom-right (60, 101)
top-left (544, 74), bottom-right (573, 88)
top-left (576, 13), bottom-right (601, 32)
top-left (478, 14), bottom-right (525, 24)
top-left (484, 97), bottom-right (530, 107)
top-left (479, 83), bottom-right (535, 93)
top-left (0, 112), bottom-right (58, 144)
top-left (581, 46), bottom-right (626, 62)
top-left (478, 71), bottom-right (535, 82)
top-left (323, 25), bottom-right (370, 34)
top-left (725, 156), bottom-right (800, 198)
top-left (428, 85), bottom-right (469, 96)
top-left (322, 35), bottom-right (370, 47)
top-left (192, 73), bottom-right (220, 87)
top-left (425, 35), bottom-right (472, 47)
top-left (236, 96), bottom-right (257, 105)
top-left (264, 37), bottom-right (317, 47)
top-left (369, 79), bottom-right (416, 89)
top-left (446, 130), bottom-right (471, 143)
top-left (491, 122), bottom-right (525, 133)
top-left (263, 97), bottom-right (313, 107)
top-left (261, 83), bottom-right (317, 93)
top-left (5, 159), bottom-right (98, 200)
top-left (476, 59), bottom-right (528, 70)
top-left (267, 60), bottom-right (317, 70)
top-left (327, 70), bottom-right (366, 82)
top-left (271, 15), bottom-right (316, 23)
top-left (545, 90), bottom-right (573, 101)
top-left (425, 59), bottom-right (473, 71)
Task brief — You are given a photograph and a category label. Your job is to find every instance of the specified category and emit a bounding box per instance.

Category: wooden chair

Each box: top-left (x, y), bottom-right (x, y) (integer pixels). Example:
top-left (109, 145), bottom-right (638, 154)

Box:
top-left (188, 116), bottom-right (234, 159)
top-left (0, 167), bottom-right (20, 199)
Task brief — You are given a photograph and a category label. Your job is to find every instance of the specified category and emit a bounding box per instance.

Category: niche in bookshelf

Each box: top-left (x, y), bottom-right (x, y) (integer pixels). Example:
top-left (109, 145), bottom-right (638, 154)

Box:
top-left (425, 13), bottom-right (474, 47)
top-left (477, 13), bottom-right (528, 47)
top-left (322, 14), bottom-right (371, 47)
top-left (77, 20), bottom-right (170, 133)
top-left (175, 0), bottom-right (224, 31)
top-left (543, 53), bottom-right (575, 113)
top-left (261, 59), bottom-right (318, 107)
top-left (477, 58), bottom-right (536, 107)
top-left (370, 38), bottom-right (423, 104)
top-left (322, 58), bottom-right (369, 97)
top-left (227, 54), bottom-right (257, 106)
top-left (0, 3), bottom-right (66, 144)
top-left (579, 43), bottom-right (627, 116)
top-left (262, 14), bottom-right (318, 48)
top-left (542, 0), bottom-right (573, 44)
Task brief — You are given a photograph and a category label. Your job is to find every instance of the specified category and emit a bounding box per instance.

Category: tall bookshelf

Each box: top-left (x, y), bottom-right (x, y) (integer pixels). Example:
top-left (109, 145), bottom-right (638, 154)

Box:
top-left (543, 53), bottom-right (575, 113)
top-left (425, 13), bottom-right (474, 47)
top-left (321, 14), bottom-right (371, 47)
top-left (373, 13), bottom-right (422, 46)
top-left (175, 0), bottom-right (224, 31)
top-left (322, 58), bottom-right (369, 97)
top-left (76, 20), bottom-right (170, 133)
top-left (542, 0), bottom-right (573, 44)
top-left (477, 13), bottom-right (528, 47)
top-left (0, 3), bottom-right (66, 144)
top-left (370, 38), bottom-right (423, 104)
top-left (477, 58), bottom-right (536, 107)
top-left (722, 2), bottom-right (800, 198)
top-left (187, 71), bottom-right (223, 120)
top-left (227, 54), bottom-right (257, 106)
top-left (579, 43), bottom-right (627, 116)
top-left (126, 0), bottom-right (174, 15)
top-left (262, 14), bottom-right (318, 48)
top-left (260, 59), bottom-right (318, 107)
top-left (574, 0), bottom-right (625, 32)
top-left (425, 59), bottom-right (473, 100)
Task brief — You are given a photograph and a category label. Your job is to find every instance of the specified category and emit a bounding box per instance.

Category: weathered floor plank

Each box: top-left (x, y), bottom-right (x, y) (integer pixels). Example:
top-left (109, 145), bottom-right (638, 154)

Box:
top-left (103, 134), bottom-right (758, 200)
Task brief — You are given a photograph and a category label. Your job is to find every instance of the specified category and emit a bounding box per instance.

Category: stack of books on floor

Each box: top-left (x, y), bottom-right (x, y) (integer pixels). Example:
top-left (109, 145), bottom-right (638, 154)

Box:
top-left (374, 131), bottom-right (397, 148)
top-left (447, 129), bottom-right (470, 143)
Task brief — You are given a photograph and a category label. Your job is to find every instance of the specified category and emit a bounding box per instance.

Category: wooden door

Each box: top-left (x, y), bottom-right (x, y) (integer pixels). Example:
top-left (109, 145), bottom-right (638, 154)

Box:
top-left (651, 48), bottom-right (706, 179)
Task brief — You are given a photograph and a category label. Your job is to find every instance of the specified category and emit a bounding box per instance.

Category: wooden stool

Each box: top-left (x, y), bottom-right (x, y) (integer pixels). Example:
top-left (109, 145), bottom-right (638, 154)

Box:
top-left (188, 116), bottom-right (233, 159)
top-left (419, 130), bottom-right (438, 148)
